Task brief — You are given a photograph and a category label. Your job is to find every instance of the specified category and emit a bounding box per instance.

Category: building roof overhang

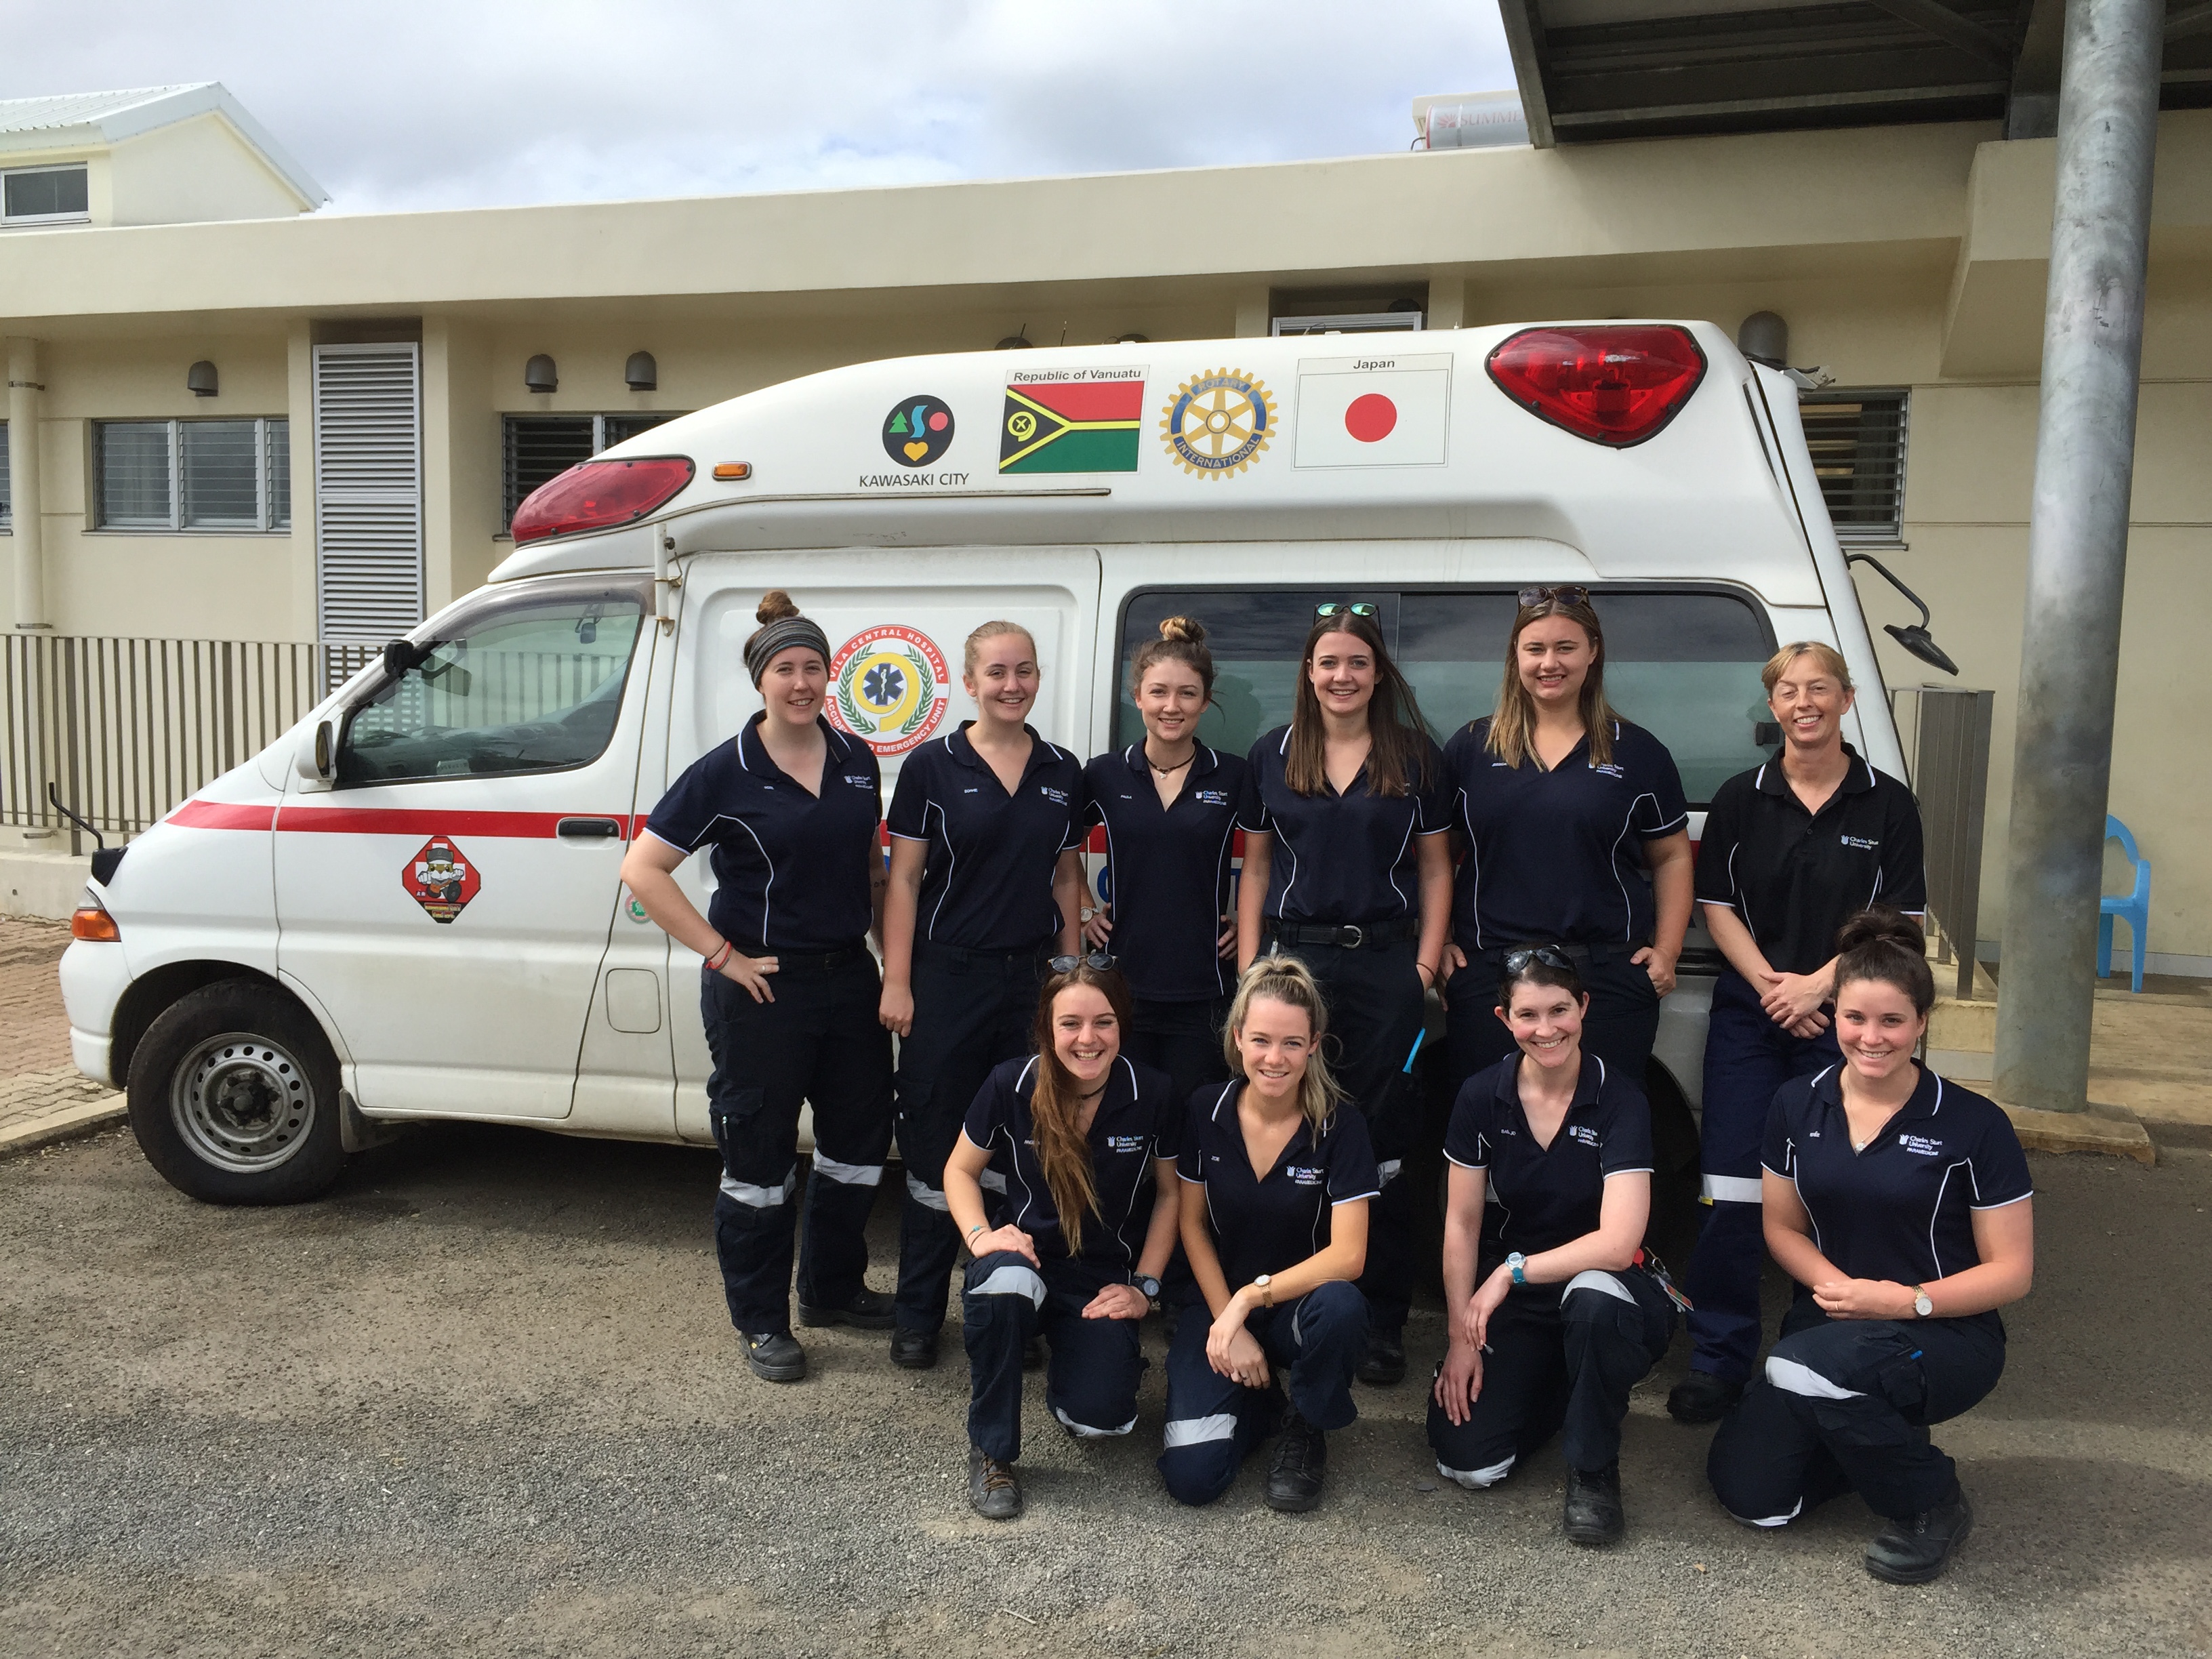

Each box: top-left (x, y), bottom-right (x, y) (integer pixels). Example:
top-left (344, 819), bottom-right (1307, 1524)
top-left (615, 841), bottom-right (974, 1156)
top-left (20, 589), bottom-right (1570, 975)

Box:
top-left (0, 83), bottom-right (327, 207)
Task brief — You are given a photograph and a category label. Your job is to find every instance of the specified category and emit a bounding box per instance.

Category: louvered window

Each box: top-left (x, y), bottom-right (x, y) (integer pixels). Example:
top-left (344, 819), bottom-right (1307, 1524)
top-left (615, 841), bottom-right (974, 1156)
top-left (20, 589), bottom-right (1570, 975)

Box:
top-left (314, 343), bottom-right (422, 642)
top-left (501, 412), bottom-right (676, 529)
top-left (1800, 390), bottom-right (1908, 543)
top-left (91, 419), bottom-right (291, 531)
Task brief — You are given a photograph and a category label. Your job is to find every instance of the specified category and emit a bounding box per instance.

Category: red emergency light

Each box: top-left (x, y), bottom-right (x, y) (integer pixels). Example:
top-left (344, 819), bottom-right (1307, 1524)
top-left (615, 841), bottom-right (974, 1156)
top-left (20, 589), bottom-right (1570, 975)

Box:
top-left (510, 456), bottom-right (696, 545)
top-left (1484, 325), bottom-right (1708, 447)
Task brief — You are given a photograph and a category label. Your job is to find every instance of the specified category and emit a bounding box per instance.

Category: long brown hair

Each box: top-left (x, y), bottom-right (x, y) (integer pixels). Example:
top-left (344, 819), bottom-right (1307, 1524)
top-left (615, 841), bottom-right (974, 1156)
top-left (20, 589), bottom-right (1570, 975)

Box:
top-left (1285, 607), bottom-right (1431, 797)
top-left (1221, 956), bottom-right (1343, 1131)
top-left (1027, 960), bottom-right (1134, 1256)
top-left (1484, 593), bottom-right (1621, 770)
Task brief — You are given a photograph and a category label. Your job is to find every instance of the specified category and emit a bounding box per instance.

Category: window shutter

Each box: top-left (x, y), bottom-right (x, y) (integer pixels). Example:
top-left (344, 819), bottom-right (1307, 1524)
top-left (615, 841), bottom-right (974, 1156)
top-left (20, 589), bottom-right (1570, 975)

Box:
top-left (501, 415), bottom-right (596, 529)
top-left (1799, 390), bottom-right (1908, 541)
top-left (314, 344), bottom-right (423, 642)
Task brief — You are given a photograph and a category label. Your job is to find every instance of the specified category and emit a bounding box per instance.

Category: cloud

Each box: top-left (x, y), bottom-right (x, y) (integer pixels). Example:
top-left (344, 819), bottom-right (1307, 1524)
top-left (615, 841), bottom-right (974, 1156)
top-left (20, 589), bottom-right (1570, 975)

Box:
top-left (0, 0), bottom-right (1511, 211)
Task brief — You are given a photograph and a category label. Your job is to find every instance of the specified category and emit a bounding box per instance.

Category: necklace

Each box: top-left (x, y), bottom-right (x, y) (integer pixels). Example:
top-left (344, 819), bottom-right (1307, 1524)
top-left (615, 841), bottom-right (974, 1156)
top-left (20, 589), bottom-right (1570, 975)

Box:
top-left (1148, 752), bottom-right (1194, 775)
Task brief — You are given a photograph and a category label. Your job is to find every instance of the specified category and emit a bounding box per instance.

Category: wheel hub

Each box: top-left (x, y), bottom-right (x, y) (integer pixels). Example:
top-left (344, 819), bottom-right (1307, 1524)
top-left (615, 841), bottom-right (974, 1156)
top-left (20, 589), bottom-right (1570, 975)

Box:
top-left (172, 1033), bottom-right (314, 1173)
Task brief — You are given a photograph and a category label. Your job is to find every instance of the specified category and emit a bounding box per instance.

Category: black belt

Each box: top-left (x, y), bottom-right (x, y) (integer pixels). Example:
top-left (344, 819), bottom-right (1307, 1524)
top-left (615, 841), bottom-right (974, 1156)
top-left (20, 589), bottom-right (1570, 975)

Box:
top-left (1265, 916), bottom-right (1420, 950)
top-left (716, 941), bottom-right (870, 975)
top-left (914, 937), bottom-right (1054, 966)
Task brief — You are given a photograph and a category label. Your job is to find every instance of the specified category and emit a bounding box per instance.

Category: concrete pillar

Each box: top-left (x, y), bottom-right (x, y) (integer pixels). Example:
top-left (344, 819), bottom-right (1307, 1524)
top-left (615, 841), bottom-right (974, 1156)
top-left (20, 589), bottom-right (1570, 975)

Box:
top-left (1991, 0), bottom-right (2164, 1113)
top-left (1425, 271), bottom-right (1467, 330)
top-left (1233, 286), bottom-right (1271, 339)
top-left (7, 337), bottom-right (47, 630)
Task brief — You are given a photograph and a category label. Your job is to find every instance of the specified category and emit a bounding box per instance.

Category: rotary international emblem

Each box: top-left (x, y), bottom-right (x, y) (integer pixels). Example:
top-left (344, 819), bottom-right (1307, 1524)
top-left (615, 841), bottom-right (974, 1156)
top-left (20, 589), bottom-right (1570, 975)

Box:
top-left (828, 625), bottom-right (952, 756)
top-left (1160, 367), bottom-right (1277, 478)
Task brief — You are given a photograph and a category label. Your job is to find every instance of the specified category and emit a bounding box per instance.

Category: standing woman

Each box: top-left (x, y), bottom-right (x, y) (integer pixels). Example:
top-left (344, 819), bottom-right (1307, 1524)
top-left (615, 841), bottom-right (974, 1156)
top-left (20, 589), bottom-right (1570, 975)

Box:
top-left (1235, 603), bottom-right (1452, 1387)
top-left (1669, 642), bottom-right (1925, 1425)
top-left (880, 620), bottom-right (1088, 1369)
top-left (1441, 587), bottom-right (1694, 1094)
top-left (622, 591), bottom-right (895, 1383)
top-left (943, 962), bottom-right (1181, 1520)
top-left (1080, 616), bottom-right (1248, 1105)
top-left (1160, 957), bottom-right (1376, 1512)
top-left (1429, 949), bottom-right (1675, 1546)
top-left (1707, 909), bottom-right (2032, 1585)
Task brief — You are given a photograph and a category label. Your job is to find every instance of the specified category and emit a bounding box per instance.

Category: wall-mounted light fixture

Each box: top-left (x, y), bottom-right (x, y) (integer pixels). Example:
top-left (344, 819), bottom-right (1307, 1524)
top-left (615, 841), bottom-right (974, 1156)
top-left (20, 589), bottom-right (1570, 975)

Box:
top-left (1115, 333), bottom-right (1148, 344)
top-left (186, 360), bottom-right (219, 398)
top-left (524, 354), bottom-right (558, 393)
top-left (1737, 311), bottom-right (1788, 369)
top-left (996, 333), bottom-right (1031, 350)
top-left (625, 351), bottom-right (658, 392)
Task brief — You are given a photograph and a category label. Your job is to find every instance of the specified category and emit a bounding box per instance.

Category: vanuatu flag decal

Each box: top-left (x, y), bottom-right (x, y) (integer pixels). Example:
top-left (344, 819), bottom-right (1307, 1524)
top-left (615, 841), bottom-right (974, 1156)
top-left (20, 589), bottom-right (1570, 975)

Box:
top-left (998, 367), bottom-right (1147, 474)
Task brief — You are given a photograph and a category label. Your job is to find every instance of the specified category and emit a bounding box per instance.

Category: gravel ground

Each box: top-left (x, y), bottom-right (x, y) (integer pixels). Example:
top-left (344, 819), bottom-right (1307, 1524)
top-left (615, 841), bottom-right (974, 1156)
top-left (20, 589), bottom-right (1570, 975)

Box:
top-left (2, 1124), bottom-right (2207, 1659)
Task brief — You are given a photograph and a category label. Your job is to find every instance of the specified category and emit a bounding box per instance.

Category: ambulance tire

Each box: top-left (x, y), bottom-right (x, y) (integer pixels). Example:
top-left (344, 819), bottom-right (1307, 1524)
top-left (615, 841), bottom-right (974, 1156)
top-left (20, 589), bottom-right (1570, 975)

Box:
top-left (127, 979), bottom-right (346, 1205)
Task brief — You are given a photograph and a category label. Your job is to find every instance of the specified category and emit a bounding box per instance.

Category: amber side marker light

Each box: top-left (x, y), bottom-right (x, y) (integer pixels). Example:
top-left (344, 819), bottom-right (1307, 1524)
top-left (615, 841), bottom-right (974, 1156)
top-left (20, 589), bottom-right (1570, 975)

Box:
top-left (712, 462), bottom-right (753, 481)
top-left (72, 905), bottom-right (120, 942)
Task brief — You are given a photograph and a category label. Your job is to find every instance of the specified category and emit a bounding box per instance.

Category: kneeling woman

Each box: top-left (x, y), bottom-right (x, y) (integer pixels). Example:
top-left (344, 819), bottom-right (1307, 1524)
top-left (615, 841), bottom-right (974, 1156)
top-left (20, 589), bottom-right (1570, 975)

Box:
top-left (1428, 949), bottom-right (1675, 1546)
top-left (1161, 957), bottom-right (1376, 1513)
top-left (943, 962), bottom-right (1181, 1521)
top-left (1707, 908), bottom-right (2034, 1585)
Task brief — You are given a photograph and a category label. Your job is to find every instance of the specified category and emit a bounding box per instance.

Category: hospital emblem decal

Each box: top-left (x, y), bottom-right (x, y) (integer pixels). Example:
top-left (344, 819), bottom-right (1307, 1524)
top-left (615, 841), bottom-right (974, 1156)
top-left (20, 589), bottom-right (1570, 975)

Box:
top-left (830, 625), bottom-right (952, 756)
top-left (405, 836), bottom-right (479, 924)
top-left (1160, 367), bottom-right (1277, 478)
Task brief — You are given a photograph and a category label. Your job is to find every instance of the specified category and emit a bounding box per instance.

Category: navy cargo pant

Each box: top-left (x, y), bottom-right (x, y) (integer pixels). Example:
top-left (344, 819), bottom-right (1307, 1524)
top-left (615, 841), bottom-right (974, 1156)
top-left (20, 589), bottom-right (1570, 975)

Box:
top-left (892, 941), bottom-right (1050, 1334)
top-left (1428, 1267), bottom-right (1676, 1486)
top-left (963, 1250), bottom-right (1146, 1464)
top-left (1708, 1300), bottom-right (2006, 1523)
top-left (1683, 969), bottom-right (1841, 1382)
top-left (703, 949), bottom-right (894, 1336)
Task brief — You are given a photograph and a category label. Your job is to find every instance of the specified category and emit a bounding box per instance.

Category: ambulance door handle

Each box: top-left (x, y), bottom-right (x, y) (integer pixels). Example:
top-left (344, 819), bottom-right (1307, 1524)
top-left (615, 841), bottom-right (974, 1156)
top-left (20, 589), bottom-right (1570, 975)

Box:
top-left (556, 817), bottom-right (623, 841)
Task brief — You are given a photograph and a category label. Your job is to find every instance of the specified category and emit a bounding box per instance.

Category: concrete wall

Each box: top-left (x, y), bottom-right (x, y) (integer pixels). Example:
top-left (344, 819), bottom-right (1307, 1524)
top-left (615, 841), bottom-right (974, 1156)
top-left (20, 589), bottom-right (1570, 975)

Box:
top-left (106, 113), bottom-right (309, 228)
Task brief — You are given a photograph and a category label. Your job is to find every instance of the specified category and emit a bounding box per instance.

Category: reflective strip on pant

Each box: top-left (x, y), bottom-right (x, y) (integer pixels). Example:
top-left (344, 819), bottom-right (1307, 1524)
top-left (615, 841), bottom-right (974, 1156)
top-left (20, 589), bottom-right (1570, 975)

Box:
top-left (1564, 1269), bottom-right (1636, 1306)
top-left (719, 1168), bottom-right (798, 1209)
top-left (905, 1172), bottom-right (949, 1212)
top-left (1375, 1158), bottom-right (1402, 1188)
top-left (1701, 1173), bottom-right (1765, 1204)
top-left (1726, 1496), bottom-right (1803, 1528)
top-left (813, 1152), bottom-right (883, 1187)
top-left (971, 1263), bottom-right (1047, 1309)
top-left (1162, 1412), bottom-right (1238, 1449)
top-left (1437, 1454), bottom-right (1515, 1490)
top-left (1766, 1355), bottom-right (1864, 1400)
top-left (979, 1169), bottom-right (1008, 1194)
top-left (1053, 1404), bottom-right (1137, 1439)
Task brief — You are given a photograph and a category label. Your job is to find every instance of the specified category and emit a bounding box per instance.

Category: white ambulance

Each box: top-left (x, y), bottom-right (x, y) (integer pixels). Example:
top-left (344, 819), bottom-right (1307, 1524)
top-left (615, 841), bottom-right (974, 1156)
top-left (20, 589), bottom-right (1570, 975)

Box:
top-left (60, 323), bottom-right (1936, 1205)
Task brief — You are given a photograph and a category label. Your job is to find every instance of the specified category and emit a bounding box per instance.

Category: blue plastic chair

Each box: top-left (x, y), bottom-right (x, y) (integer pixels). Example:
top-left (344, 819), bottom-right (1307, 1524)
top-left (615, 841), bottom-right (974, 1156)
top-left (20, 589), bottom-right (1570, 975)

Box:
top-left (2097, 815), bottom-right (2150, 994)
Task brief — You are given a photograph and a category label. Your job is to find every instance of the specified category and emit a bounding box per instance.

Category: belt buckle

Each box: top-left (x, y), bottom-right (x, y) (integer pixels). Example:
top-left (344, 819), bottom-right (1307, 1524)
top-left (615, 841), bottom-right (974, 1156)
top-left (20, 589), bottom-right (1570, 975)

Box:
top-left (1340, 924), bottom-right (1366, 949)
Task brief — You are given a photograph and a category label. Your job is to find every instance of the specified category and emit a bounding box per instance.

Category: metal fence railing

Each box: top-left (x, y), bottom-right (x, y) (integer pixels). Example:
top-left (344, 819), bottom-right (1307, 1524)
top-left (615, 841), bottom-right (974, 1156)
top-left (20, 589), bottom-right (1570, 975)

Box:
top-left (2, 634), bottom-right (378, 853)
top-left (1893, 684), bottom-right (1996, 1001)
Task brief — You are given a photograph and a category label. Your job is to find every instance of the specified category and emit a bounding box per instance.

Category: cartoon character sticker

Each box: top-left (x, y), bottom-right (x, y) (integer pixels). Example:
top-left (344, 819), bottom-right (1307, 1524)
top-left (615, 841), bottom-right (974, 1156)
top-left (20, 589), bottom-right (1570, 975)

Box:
top-left (404, 836), bottom-right (480, 924)
top-left (827, 625), bottom-right (952, 756)
top-left (882, 394), bottom-right (956, 467)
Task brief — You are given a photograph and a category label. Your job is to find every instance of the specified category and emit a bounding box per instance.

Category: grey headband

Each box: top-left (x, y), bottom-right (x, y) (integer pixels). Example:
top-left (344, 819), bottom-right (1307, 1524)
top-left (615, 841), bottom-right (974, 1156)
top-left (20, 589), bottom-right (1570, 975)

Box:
top-left (745, 615), bottom-right (832, 685)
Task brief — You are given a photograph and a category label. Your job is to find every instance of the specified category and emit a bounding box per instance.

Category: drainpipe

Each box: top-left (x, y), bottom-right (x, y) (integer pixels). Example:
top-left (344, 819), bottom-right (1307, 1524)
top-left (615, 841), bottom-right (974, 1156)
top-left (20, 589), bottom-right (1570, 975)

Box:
top-left (7, 337), bottom-right (47, 630)
top-left (1992, 0), bottom-right (2164, 1114)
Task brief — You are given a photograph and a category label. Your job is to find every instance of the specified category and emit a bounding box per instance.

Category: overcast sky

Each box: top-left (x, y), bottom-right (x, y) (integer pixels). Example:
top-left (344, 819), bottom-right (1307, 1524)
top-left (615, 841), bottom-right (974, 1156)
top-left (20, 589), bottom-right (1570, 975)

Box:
top-left (1, 0), bottom-right (1513, 213)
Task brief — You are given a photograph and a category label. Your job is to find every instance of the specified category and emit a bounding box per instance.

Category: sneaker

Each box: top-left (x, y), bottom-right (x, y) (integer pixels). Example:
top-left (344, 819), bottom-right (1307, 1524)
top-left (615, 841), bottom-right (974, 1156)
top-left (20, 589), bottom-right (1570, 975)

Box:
top-left (1563, 1463), bottom-right (1625, 1545)
top-left (797, 1287), bottom-right (897, 1330)
top-left (1356, 1328), bottom-right (1407, 1388)
top-left (1263, 1409), bottom-right (1328, 1512)
top-left (1865, 1482), bottom-right (1975, 1584)
top-left (742, 1330), bottom-right (807, 1383)
top-left (1666, 1371), bottom-right (1745, 1424)
top-left (968, 1448), bottom-right (1025, 1521)
top-left (889, 1325), bottom-right (939, 1370)
top-left (1023, 1334), bottom-right (1047, 1372)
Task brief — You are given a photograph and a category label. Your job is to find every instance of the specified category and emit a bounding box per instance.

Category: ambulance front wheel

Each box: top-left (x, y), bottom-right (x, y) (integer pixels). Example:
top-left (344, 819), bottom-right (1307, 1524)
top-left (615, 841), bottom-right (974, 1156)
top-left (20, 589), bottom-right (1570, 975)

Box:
top-left (127, 980), bottom-right (346, 1205)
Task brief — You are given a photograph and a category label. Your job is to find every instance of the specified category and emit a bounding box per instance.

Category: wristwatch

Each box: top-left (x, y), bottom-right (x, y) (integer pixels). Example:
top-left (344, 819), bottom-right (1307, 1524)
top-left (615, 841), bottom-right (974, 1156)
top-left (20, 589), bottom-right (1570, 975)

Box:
top-left (1252, 1273), bottom-right (1274, 1307)
top-left (1507, 1252), bottom-right (1528, 1286)
top-left (1912, 1284), bottom-right (1933, 1318)
top-left (1131, 1273), bottom-right (1162, 1300)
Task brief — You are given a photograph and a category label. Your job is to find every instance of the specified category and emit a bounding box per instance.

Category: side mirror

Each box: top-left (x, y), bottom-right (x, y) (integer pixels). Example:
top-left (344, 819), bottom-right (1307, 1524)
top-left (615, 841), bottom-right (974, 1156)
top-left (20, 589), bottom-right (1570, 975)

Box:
top-left (296, 719), bottom-right (337, 792)
top-left (1843, 553), bottom-right (1959, 678)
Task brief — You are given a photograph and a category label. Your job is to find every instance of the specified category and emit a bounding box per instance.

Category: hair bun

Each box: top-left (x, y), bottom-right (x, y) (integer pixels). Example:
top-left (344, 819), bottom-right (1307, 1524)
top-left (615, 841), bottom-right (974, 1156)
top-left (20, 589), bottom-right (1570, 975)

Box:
top-left (756, 589), bottom-right (801, 625)
top-left (1158, 615), bottom-right (1207, 645)
top-left (1835, 904), bottom-right (1925, 958)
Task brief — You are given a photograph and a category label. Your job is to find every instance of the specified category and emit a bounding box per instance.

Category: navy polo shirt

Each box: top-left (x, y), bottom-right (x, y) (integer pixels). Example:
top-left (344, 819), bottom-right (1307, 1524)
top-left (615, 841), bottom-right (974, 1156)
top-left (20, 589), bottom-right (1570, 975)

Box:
top-left (885, 722), bottom-right (1084, 951)
top-left (1696, 745), bottom-right (1927, 977)
top-left (643, 713), bottom-right (881, 953)
top-left (1445, 716), bottom-right (1689, 949)
top-left (1443, 1053), bottom-right (1654, 1267)
top-left (1082, 743), bottom-right (1249, 1002)
top-left (960, 1054), bottom-right (1179, 1271)
top-left (1764, 1063), bottom-right (2032, 1292)
top-left (1240, 725), bottom-right (1452, 926)
top-left (1177, 1080), bottom-right (1380, 1290)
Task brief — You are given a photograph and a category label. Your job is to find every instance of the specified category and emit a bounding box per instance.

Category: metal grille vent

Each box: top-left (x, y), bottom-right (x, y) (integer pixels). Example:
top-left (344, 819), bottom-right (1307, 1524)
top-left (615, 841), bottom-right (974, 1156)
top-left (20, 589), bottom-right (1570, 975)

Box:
top-left (1800, 388), bottom-right (1908, 541)
top-left (313, 344), bottom-right (423, 643)
top-left (501, 413), bottom-right (674, 528)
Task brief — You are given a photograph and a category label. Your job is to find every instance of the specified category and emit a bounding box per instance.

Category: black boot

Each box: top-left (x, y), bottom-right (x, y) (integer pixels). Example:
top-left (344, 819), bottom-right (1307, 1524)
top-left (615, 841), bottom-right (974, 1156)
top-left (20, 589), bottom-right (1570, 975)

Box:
top-left (741, 1330), bottom-right (806, 1383)
top-left (1264, 1410), bottom-right (1328, 1513)
top-left (797, 1286), bottom-right (897, 1330)
top-left (1563, 1462), bottom-right (1625, 1545)
top-left (1865, 1482), bottom-right (1975, 1584)
top-left (1356, 1328), bottom-right (1407, 1387)
top-left (968, 1448), bottom-right (1025, 1521)
top-left (1666, 1370), bottom-right (1744, 1424)
top-left (889, 1325), bottom-right (939, 1370)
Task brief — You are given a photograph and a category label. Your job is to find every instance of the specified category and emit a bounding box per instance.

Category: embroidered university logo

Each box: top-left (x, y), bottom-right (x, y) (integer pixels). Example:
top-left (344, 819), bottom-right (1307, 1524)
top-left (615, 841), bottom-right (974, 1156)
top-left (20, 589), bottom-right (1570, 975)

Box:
top-left (1898, 1134), bottom-right (1944, 1157)
top-left (829, 626), bottom-right (951, 756)
top-left (1286, 1165), bottom-right (1325, 1186)
top-left (1567, 1124), bottom-right (1599, 1148)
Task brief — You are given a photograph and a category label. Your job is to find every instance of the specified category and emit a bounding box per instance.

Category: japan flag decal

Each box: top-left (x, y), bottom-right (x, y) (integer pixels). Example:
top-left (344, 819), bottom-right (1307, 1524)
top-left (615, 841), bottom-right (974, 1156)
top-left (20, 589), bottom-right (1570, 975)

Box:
top-left (1294, 352), bottom-right (1452, 468)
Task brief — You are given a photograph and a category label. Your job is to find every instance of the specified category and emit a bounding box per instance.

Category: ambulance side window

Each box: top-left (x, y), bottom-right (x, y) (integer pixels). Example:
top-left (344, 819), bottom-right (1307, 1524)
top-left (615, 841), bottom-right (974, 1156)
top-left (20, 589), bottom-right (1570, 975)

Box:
top-left (337, 586), bottom-right (646, 786)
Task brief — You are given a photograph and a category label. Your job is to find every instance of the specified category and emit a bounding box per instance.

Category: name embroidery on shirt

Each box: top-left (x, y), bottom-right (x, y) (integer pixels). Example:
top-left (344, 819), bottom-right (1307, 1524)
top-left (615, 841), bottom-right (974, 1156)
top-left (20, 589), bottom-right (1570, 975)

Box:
top-left (1898, 1134), bottom-right (1944, 1156)
top-left (1286, 1166), bottom-right (1325, 1186)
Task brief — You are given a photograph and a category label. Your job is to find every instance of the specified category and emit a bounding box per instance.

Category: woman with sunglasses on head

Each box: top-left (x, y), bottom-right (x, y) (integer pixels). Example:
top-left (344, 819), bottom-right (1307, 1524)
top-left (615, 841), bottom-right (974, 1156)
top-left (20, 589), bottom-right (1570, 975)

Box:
top-left (622, 591), bottom-right (896, 1383)
top-left (879, 619), bottom-right (1088, 1371)
top-left (1235, 602), bottom-right (1453, 1389)
top-left (1428, 945), bottom-right (1675, 1545)
top-left (1160, 956), bottom-right (1376, 1512)
top-left (1706, 907), bottom-right (2032, 1586)
top-left (1441, 585), bottom-right (1693, 1099)
top-left (1079, 616), bottom-right (1248, 1105)
top-left (944, 960), bottom-right (1181, 1520)
top-left (1667, 642), bottom-right (1926, 1427)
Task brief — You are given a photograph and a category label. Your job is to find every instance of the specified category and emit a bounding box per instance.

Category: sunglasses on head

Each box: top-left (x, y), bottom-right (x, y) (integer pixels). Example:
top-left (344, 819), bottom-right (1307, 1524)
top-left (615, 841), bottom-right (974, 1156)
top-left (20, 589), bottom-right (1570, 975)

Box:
top-left (1517, 585), bottom-right (1590, 609)
top-left (1502, 945), bottom-right (1576, 975)
top-left (1048, 950), bottom-right (1117, 975)
top-left (1315, 602), bottom-right (1378, 620)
